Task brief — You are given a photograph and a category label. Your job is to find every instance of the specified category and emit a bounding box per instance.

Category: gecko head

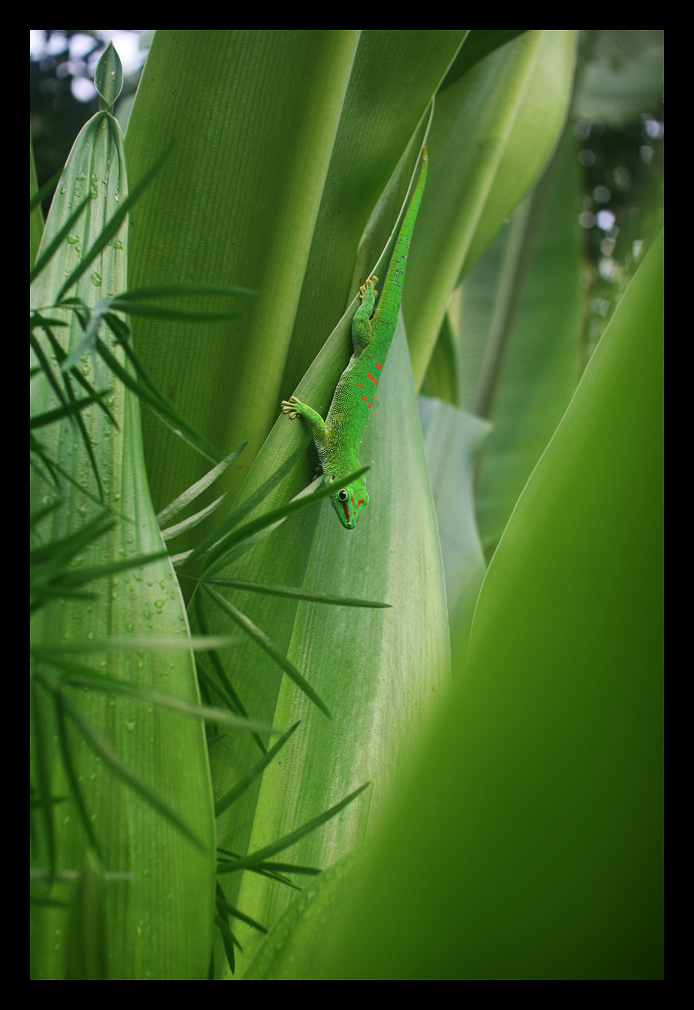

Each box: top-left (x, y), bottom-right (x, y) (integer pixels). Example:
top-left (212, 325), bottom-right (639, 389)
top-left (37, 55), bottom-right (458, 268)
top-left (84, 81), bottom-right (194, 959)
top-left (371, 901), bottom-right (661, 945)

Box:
top-left (329, 476), bottom-right (369, 530)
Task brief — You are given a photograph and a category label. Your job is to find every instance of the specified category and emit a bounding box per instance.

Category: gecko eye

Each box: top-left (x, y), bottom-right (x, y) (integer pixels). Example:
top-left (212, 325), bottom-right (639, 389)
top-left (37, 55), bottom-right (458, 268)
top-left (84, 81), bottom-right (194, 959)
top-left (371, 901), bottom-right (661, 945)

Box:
top-left (338, 488), bottom-right (348, 501)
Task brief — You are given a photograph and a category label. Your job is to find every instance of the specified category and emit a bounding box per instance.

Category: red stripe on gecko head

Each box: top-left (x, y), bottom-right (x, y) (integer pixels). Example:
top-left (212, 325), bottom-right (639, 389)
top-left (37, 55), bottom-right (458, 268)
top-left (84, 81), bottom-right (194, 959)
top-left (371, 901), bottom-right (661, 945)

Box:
top-left (366, 372), bottom-right (378, 385)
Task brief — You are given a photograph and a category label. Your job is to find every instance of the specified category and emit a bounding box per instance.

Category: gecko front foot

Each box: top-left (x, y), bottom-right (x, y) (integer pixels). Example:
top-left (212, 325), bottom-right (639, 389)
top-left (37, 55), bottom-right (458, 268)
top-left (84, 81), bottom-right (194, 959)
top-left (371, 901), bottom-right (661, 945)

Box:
top-left (281, 394), bottom-right (303, 419)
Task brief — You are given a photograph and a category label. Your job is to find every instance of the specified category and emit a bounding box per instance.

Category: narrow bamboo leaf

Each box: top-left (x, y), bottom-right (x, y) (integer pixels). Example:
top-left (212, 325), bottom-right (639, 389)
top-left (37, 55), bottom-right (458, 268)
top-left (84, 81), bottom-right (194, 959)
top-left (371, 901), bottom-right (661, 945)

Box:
top-left (216, 850), bottom-right (300, 889)
top-left (215, 915), bottom-right (238, 972)
top-left (218, 783), bottom-right (370, 873)
top-left (202, 578), bottom-right (391, 609)
top-left (30, 193), bottom-right (91, 285)
top-left (160, 495), bottom-right (227, 541)
top-left (244, 869), bottom-right (299, 888)
top-left (204, 584), bottom-right (332, 719)
top-left (31, 586), bottom-right (100, 607)
top-left (215, 722), bottom-right (300, 818)
top-left (30, 439), bottom-right (60, 489)
top-left (34, 656), bottom-right (277, 736)
top-left (29, 446), bottom-right (114, 513)
top-left (156, 444), bottom-right (246, 526)
top-left (34, 324), bottom-right (110, 495)
top-left (46, 551), bottom-right (169, 589)
top-left (168, 445), bottom-right (309, 570)
top-left (30, 498), bottom-right (63, 526)
top-left (30, 391), bottom-right (112, 429)
top-left (216, 896), bottom-right (267, 933)
top-left (181, 466), bottom-right (368, 574)
top-left (40, 635), bottom-right (242, 653)
top-left (30, 895), bottom-right (68, 908)
top-left (30, 313), bottom-right (69, 329)
top-left (30, 167), bottom-right (62, 214)
top-left (30, 512), bottom-right (115, 567)
top-left (96, 331), bottom-right (222, 461)
top-left (29, 329), bottom-right (71, 413)
top-left (218, 443), bottom-right (307, 531)
top-left (195, 664), bottom-right (247, 724)
top-left (194, 590), bottom-right (265, 753)
top-left (41, 323), bottom-right (119, 427)
top-left (244, 862), bottom-right (321, 876)
top-left (55, 316), bottom-right (224, 475)
top-left (30, 136), bottom-right (44, 262)
top-left (59, 301), bottom-right (111, 371)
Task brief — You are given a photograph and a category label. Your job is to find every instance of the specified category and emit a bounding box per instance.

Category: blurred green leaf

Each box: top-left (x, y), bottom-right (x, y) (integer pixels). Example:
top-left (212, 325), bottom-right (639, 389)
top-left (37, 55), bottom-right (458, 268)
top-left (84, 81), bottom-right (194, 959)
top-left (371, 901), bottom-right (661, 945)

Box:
top-left (307, 229), bottom-right (664, 981)
top-left (404, 30), bottom-right (578, 387)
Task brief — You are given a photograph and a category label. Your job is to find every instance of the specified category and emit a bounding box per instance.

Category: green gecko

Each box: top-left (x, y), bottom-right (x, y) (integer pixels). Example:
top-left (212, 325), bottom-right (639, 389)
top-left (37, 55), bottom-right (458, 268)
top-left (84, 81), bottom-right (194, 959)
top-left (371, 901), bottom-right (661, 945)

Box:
top-left (281, 147), bottom-right (428, 529)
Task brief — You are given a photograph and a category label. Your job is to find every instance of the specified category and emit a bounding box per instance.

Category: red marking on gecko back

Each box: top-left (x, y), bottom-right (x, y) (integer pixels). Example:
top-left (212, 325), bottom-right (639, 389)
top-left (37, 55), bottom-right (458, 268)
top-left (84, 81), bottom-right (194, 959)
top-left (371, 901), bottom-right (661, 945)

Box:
top-left (375, 362), bottom-right (382, 370)
top-left (366, 372), bottom-right (378, 385)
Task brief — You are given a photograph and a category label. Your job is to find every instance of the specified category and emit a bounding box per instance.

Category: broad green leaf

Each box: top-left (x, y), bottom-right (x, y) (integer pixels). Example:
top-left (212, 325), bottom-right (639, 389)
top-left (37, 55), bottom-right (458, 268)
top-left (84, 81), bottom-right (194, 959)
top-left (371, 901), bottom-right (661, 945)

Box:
top-left (305, 229), bottom-right (664, 980)
top-left (439, 30), bottom-right (526, 87)
top-left (417, 396), bottom-right (491, 666)
top-left (404, 30), bottom-right (578, 387)
top-left (457, 122), bottom-right (583, 557)
top-left (30, 54), bottom-right (216, 978)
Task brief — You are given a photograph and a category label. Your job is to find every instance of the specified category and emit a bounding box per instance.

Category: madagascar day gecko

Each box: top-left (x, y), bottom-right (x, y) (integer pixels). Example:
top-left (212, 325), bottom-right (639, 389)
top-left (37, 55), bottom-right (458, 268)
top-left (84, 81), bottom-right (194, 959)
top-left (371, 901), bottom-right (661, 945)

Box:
top-left (281, 148), bottom-right (428, 529)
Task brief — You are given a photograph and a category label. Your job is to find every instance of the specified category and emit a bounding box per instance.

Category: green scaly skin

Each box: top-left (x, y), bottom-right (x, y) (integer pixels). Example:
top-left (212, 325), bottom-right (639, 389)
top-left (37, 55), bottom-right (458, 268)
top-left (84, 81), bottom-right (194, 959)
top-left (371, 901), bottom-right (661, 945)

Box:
top-left (282, 148), bottom-right (428, 529)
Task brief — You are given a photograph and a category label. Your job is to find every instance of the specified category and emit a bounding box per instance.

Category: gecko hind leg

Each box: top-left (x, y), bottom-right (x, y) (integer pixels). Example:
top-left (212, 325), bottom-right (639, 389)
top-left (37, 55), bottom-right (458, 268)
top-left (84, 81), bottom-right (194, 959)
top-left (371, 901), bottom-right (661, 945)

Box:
top-left (351, 275), bottom-right (378, 354)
